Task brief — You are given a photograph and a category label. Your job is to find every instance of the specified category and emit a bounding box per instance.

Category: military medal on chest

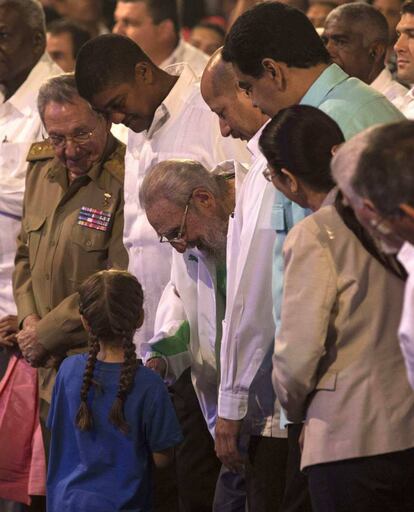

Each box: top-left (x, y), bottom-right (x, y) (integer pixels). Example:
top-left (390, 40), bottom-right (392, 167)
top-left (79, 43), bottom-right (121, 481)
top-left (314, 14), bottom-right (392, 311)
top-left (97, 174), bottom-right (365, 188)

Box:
top-left (77, 206), bottom-right (111, 232)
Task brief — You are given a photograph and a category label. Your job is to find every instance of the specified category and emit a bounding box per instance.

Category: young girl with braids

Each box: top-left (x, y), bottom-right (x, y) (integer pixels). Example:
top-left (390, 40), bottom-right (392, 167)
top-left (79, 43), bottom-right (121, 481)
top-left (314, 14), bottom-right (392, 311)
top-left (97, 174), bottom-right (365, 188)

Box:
top-left (46, 270), bottom-right (182, 511)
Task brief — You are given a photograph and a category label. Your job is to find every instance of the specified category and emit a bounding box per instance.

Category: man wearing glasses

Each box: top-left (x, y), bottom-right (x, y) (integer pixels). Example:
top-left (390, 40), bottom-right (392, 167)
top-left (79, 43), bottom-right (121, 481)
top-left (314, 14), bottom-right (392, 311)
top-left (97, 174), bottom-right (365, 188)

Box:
top-left (13, 73), bottom-right (128, 430)
top-left (139, 158), bottom-right (246, 512)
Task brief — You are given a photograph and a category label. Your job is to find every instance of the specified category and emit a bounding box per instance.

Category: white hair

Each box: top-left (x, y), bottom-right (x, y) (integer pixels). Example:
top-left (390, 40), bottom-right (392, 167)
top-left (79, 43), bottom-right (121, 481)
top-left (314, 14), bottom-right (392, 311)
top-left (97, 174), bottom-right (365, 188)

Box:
top-left (0, 0), bottom-right (46, 33)
top-left (139, 159), bottom-right (223, 210)
top-left (331, 126), bottom-right (377, 206)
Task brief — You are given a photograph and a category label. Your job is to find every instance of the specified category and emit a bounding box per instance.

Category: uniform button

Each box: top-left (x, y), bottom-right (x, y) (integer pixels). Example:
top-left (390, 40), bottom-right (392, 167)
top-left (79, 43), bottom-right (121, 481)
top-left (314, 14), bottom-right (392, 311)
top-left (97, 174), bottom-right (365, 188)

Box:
top-left (45, 306), bottom-right (51, 313)
top-left (86, 240), bottom-right (92, 247)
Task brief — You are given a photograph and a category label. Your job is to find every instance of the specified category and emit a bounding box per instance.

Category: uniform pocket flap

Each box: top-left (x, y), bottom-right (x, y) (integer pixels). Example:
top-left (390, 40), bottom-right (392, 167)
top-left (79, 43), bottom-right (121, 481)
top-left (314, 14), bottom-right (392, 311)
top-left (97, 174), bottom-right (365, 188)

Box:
top-left (71, 224), bottom-right (108, 252)
top-left (315, 371), bottom-right (337, 391)
top-left (24, 215), bottom-right (46, 233)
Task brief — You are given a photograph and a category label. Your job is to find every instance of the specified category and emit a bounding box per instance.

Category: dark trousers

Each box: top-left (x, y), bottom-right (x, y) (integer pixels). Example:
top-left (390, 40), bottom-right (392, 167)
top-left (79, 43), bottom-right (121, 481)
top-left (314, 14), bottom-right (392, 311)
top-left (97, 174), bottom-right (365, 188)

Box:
top-left (172, 368), bottom-right (221, 512)
top-left (307, 447), bottom-right (414, 512)
top-left (281, 424), bottom-right (313, 512)
top-left (245, 435), bottom-right (288, 512)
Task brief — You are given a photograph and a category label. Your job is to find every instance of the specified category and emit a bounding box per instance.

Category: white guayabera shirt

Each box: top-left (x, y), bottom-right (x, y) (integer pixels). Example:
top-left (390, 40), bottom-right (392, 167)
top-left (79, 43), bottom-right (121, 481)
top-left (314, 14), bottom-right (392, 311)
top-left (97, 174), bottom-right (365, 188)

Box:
top-left (123, 62), bottom-right (249, 350)
top-left (0, 53), bottom-right (61, 317)
top-left (398, 242), bottom-right (414, 389)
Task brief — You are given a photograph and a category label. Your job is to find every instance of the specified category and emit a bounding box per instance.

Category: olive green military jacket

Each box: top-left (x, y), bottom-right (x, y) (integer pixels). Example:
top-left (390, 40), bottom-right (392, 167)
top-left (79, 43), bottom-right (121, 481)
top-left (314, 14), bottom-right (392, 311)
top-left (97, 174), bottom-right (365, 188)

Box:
top-left (13, 136), bottom-right (128, 356)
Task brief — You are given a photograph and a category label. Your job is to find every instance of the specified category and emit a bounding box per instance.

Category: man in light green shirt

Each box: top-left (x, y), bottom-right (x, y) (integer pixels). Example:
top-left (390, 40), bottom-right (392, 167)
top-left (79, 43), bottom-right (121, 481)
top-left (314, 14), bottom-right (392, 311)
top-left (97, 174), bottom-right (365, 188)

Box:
top-left (219, 3), bottom-right (404, 511)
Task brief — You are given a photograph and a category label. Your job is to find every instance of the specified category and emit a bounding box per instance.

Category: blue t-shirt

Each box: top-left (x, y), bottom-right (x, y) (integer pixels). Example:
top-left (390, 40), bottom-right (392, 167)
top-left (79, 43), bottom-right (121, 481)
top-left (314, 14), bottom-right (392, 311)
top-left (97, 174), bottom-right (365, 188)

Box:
top-left (47, 354), bottom-right (183, 512)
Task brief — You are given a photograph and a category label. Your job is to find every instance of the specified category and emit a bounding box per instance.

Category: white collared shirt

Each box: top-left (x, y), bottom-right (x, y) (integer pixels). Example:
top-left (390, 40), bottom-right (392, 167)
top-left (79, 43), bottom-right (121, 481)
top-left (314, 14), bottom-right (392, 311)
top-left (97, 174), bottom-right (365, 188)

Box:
top-left (398, 242), bottom-right (414, 389)
top-left (370, 68), bottom-right (408, 105)
top-left (160, 38), bottom-right (209, 78)
top-left (220, 124), bottom-right (287, 438)
top-left (393, 87), bottom-right (414, 119)
top-left (0, 53), bottom-right (61, 317)
top-left (124, 63), bottom-right (248, 349)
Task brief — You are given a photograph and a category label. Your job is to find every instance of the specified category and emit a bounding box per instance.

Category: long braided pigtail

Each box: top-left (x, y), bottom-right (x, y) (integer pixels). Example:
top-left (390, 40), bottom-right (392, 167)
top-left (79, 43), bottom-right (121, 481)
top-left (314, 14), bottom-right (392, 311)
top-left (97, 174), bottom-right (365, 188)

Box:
top-left (77, 269), bottom-right (144, 435)
top-left (108, 332), bottom-right (138, 434)
top-left (75, 332), bottom-right (100, 431)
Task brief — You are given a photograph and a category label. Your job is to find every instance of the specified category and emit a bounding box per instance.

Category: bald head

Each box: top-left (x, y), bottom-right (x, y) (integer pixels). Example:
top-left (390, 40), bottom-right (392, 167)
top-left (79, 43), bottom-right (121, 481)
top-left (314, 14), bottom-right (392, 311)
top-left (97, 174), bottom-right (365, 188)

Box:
top-left (201, 48), bottom-right (238, 99)
top-left (201, 49), bottom-right (267, 141)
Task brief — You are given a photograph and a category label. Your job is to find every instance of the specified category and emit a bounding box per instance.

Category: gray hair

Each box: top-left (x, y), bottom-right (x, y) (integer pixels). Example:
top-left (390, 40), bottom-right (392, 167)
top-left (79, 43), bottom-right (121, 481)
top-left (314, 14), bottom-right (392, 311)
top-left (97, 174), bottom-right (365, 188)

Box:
top-left (326, 3), bottom-right (389, 46)
top-left (331, 126), bottom-right (377, 207)
top-left (0, 0), bottom-right (46, 34)
top-left (139, 159), bottom-right (223, 210)
top-left (38, 73), bottom-right (82, 124)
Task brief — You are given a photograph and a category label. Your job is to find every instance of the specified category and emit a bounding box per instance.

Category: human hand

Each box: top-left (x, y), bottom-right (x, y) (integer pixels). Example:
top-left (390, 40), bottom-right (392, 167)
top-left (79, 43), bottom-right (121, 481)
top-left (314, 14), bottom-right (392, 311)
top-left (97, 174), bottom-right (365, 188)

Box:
top-left (215, 417), bottom-right (244, 473)
top-left (17, 326), bottom-right (49, 367)
top-left (22, 314), bottom-right (40, 330)
top-left (146, 357), bottom-right (167, 378)
top-left (0, 315), bottom-right (18, 347)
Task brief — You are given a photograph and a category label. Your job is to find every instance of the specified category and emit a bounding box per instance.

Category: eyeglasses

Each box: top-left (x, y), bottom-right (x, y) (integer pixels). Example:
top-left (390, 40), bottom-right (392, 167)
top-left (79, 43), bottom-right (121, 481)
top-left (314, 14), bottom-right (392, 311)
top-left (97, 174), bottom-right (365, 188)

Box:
top-left (159, 200), bottom-right (190, 246)
top-left (44, 121), bottom-right (99, 149)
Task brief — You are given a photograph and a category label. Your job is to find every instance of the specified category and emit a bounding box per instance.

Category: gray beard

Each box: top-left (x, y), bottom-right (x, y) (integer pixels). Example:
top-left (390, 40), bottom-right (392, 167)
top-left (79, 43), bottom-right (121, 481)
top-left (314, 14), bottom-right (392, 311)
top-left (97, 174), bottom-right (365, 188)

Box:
top-left (198, 218), bottom-right (228, 264)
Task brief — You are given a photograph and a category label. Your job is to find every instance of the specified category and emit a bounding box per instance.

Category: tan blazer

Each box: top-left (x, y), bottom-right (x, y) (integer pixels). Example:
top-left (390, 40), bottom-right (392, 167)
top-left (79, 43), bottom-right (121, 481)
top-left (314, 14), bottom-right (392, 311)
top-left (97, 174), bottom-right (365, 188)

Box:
top-left (273, 205), bottom-right (414, 470)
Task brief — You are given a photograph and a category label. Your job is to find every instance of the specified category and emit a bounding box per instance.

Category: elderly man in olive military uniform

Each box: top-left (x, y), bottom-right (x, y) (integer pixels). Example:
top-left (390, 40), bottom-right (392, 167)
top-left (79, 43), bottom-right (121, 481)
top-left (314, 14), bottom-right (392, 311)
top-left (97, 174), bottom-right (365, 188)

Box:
top-left (12, 73), bottom-right (128, 424)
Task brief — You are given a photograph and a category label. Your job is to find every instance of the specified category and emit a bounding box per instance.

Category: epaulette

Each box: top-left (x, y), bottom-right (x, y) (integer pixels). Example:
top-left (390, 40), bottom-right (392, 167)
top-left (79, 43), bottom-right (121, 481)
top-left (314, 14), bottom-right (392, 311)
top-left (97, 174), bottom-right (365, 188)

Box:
top-left (104, 142), bottom-right (126, 184)
top-left (26, 140), bottom-right (55, 162)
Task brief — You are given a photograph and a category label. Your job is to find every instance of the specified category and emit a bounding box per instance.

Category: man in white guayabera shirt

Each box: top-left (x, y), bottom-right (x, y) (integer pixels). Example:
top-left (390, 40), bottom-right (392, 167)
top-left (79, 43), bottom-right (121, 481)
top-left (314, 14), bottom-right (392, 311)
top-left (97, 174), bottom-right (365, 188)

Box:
top-left (75, 33), bottom-right (248, 511)
top-left (0, 0), bottom-right (61, 358)
top-left (75, 33), bottom-right (248, 353)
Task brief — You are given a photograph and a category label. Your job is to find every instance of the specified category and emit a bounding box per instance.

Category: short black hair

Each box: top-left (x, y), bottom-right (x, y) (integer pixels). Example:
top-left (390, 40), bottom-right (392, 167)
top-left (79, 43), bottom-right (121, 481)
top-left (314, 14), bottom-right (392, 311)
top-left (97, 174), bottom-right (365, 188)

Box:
top-left (222, 2), bottom-right (331, 77)
top-left (47, 18), bottom-right (91, 59)
top-left (352, 121), bottom-right (414, 215)
top-left (259, 105), bottom-right (344, 193)
top-left (75, 34), bottom-right (151, 102)
top-left (402, 0), bottom-right (414, 15)
top-left (121, 0), bottom-right (180, 34)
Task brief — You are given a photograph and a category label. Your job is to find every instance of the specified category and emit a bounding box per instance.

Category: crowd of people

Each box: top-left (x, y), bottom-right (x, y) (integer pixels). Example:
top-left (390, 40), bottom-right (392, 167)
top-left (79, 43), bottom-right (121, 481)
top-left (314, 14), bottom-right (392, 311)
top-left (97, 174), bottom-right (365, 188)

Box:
top-left (0, 0), bottom-right (413, 511)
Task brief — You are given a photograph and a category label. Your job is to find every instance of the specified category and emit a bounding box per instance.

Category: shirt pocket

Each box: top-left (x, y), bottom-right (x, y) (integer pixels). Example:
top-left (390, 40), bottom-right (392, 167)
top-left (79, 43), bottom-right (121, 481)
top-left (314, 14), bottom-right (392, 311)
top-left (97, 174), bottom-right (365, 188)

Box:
top-left (24, 214), bottom-right (46, 270)
top-left (271, 203), bottom-right (286, 232)
top-left (70, 223), bottom-right (109, 284)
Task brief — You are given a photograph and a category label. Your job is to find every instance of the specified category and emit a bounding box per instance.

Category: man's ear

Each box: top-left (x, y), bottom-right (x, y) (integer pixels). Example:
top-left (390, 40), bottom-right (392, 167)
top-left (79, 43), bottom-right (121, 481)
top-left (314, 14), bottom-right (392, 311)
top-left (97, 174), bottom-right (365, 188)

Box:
top-left (32, 30), bottom-right (46, 56)
top-left (361, 197), bottom-right (378, 214)
top-left (280, 168), bottom-right (299, 193)
top-left (400, 203), bottom-right (414, 220)
top-left (331, 143), bottom-right (343, 156)
top-left (134, 61), bottom-right (154, 85)
top-left (261, 58), bottom-right (286, 90)
top-left (369, 41), bottom-right (386, 63)
top-left (191, 187), bottom-right (216, 212)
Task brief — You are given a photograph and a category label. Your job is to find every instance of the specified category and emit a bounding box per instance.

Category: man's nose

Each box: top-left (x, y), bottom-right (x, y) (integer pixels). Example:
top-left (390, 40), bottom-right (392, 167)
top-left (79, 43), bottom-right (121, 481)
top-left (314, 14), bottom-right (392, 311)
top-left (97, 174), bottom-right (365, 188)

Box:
top-left (63, 139), bottom-right (80, 157)
top-left (112, 22), bottom-right (125, 36)
top-left (219, 118), bottom-right (232, 138)
top-left (394, 33), bottom-right (406, 53)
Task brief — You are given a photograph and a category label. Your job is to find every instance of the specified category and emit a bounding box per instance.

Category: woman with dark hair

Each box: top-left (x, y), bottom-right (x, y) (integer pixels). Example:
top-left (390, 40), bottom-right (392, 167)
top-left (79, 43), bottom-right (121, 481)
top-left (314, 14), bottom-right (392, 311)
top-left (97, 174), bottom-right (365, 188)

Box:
top-left (259, 106), bottom-right (414, 512)
top-left (46, 270), bottom-right (182, 512)
top-left (259, 104), bottom-right (344, 211)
